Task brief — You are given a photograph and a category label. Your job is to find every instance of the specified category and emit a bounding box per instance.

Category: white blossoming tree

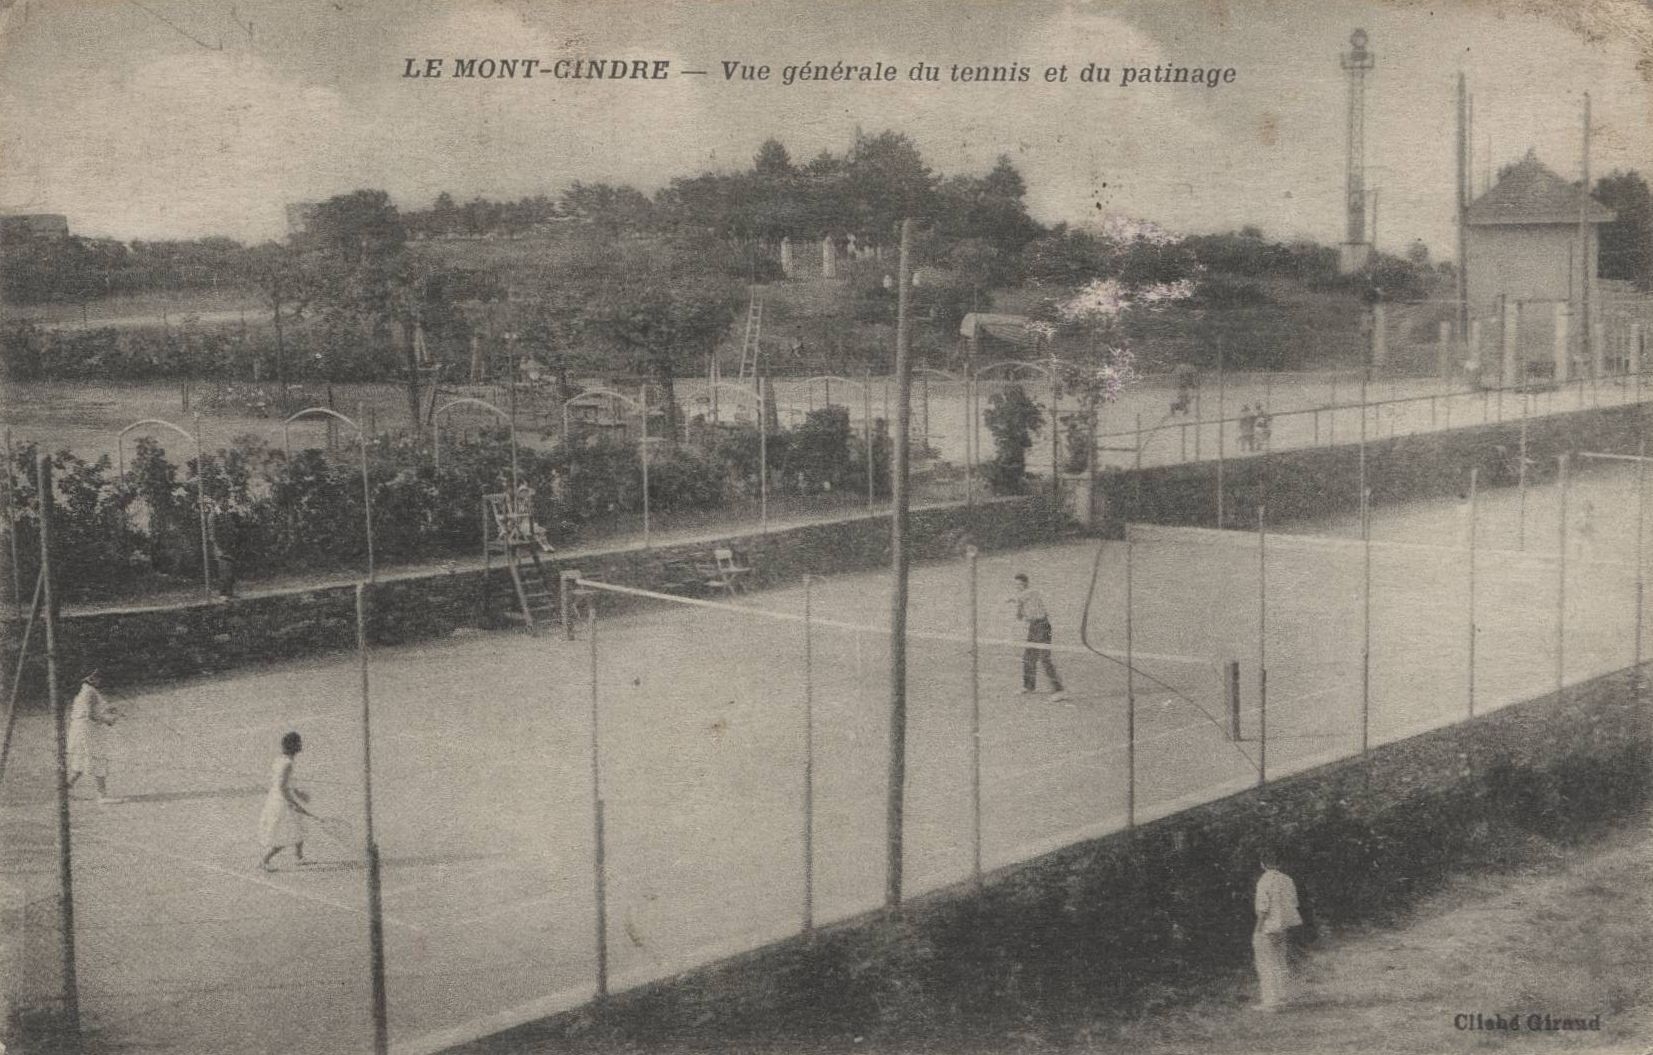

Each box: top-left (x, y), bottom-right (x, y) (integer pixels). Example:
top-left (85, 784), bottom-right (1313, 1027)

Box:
top-left (1036, 268), bottom-right (1196, 474)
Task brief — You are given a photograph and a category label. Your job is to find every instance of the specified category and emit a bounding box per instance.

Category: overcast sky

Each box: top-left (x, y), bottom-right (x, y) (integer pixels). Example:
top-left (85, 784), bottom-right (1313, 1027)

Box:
top-left (1, 0), bottom-right (1648, 257)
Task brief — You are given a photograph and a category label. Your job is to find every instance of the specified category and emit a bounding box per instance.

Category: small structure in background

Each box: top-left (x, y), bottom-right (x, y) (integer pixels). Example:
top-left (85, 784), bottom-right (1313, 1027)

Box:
top-left (1465, 150), bottom-right (1616, 384)
top-left (1338, 29), bottom-right (1375, 274)
top-left (0, 212), bottom-right (70, 243)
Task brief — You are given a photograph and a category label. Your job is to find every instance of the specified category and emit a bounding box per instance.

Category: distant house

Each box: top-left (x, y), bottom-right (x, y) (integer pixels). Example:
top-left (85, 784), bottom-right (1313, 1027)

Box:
top-left (1465, 150), bottom-right (1615, 378)
top-left (1466, 150), bottom-right (1614, 314)
top-left (0, 212), bottom-right (70, 242)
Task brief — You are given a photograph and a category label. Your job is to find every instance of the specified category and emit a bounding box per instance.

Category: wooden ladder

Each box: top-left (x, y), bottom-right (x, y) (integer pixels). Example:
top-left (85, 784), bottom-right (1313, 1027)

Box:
top-left (502, 543), bottom-right (556, 632)
top-left (485, 492), bottom-right (557, 632)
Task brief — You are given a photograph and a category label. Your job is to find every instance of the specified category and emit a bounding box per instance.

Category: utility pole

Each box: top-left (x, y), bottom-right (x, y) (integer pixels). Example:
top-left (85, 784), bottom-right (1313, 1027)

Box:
top-left (1578, 92), bottom-right (1592, 378)
top-left (38, 455), bottom-right (81, 1038)
top-left (1456, 72), bottom-right (1469, 343)
top-left (885, 218), bottom-right (914, 911)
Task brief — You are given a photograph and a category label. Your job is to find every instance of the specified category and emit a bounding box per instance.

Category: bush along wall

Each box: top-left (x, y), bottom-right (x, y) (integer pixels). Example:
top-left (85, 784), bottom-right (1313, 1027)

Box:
top-left (1, 412), bottom-right (896, 604)
top-left (445, 667), bottom-right (1650, 1055)
top-left (1, 495), bottom-right (1056, 699)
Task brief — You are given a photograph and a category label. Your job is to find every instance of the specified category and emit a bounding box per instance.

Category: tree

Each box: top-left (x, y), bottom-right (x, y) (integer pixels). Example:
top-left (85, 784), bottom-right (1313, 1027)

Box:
top-left (242, 243), bottom-right (318, 411)
top-left (985, 383), bottom-right (1045, 494)
top-left (301, 190), bottom-right (406, 264)
top-left (1595, 170), bottom-right (1652, 291)
top-left (753, 139), bottom-right (795, 179)
top-left (539, 238), bottom-right (743, 439)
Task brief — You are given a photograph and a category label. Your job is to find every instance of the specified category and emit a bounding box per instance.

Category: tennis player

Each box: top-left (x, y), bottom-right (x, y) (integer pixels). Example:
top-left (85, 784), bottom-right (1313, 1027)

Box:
top-left (66, 670), bottom-right (121, 804)
top-left (1011, 573), bottom-right (1066, 700)
top-left (259, 731), bottom-right (315, 872)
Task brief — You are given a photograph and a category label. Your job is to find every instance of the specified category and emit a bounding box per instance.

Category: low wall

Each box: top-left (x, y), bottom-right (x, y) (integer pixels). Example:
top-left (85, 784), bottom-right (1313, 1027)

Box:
top-left (1097, 401), bottom-right (1650, 530)
top-left (446, 666), bottom-right (1651, 1054)
top-left (4, 496), bottom-right (1059, 700)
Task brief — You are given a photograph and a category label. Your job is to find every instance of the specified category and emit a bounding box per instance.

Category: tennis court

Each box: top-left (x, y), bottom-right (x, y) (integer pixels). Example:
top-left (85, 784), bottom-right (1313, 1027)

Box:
top-left (3, 461), bottom-right (1645, 1055)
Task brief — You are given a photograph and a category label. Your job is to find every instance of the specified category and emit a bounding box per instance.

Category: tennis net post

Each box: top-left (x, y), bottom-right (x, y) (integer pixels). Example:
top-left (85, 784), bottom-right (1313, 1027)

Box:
top-left (1226, 659), bottom-right (1241, 742)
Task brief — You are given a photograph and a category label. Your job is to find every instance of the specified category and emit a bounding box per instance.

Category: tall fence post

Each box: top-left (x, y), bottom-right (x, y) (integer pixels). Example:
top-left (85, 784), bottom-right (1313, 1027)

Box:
top-left (802, 575), bottom-right (815, 929)
top-left (1518, 397), bottom-right (1530, 550)
top-left (967, 549), bottom-right (982, 884)
top-left (587, 599), bottom-right (608, 998)
top-left (1467, 467), bottom-right (1478, 717)
top-left (1252, 504), bottom-right (1268, 784)
top-left (759, 377), bottom-right (770, 533)
top-left (865, 370), bottom-right (875, 509)
top-left (1361, 484), bottom-right (1372, 755)
top-left (4, 428), bottom-right (20, 612)
top-left (355, 584), bottom-right (390, 1055)
top-left (38, 454), bottom-right (82, 1039)
top-left (1636, 441), bottom-right (1647, 690)
top-left (1556, 454), bottom-right (1569, 694)
top-left (640, 385), bottom-right (651, 548)
top-left (1125, 527), bottom-right (1136, 828)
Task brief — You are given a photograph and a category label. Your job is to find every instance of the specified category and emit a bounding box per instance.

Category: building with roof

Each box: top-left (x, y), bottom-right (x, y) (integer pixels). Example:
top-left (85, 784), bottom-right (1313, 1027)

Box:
top-left (1466, 150), bottom-right (1614, 314)
top-left (1465, 150), bottom-right (1617, 381)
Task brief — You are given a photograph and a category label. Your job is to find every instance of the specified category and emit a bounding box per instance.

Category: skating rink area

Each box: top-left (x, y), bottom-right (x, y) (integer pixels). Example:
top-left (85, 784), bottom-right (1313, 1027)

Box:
top-left (2, 461), bottom-right (1645, 1055)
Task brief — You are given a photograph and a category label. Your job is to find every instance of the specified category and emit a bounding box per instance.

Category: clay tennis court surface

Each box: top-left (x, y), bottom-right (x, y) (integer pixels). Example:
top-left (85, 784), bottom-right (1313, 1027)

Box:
top-left (3, 464), bottom-right (1642, 1055)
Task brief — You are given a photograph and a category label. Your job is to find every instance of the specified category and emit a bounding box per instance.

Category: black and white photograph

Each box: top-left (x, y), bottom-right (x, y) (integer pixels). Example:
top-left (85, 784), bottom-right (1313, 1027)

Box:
top-left (1, 1), bottom-right (1650, 1052)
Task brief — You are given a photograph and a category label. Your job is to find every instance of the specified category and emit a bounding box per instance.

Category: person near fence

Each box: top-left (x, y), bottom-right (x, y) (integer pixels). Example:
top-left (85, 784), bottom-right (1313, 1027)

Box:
top-left (1239, 405), bottom-right (1257, 451)
top-left (259, 731), bottom-right (315, 872)
top-left (1255, 407), bottom-right (1272, 450)
top-left (67, 670), bottom-right (121, 804)
top-left (1252, 845), bottom-right (1303, 1011)
top-left (1011, 573), bottom-right (1065, 700)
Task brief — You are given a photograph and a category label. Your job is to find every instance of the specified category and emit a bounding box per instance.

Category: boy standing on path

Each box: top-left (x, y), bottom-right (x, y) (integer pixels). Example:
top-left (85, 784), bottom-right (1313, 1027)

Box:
top-left (1012, 573), bottom-right (1065, 700)
top-left (1253, 845), bottom-right (1304, 1010)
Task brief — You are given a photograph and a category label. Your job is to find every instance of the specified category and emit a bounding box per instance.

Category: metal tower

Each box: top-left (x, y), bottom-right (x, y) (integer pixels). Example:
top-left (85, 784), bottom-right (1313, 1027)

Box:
top-left (1339, 29), bottom-right (1374, 274)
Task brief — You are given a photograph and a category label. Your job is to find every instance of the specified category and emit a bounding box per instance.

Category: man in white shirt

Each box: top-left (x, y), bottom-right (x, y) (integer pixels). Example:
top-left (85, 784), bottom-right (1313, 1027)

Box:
top-left (1012, 573), bottom-right (1065, 701)
top-left (1253, 846), bottom-right (1303, 1010)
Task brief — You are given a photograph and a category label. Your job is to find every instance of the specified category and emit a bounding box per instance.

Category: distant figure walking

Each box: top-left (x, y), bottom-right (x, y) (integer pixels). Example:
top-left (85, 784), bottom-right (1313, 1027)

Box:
top-left (1252, 846), bottom-right (1303, 1011)
top-left (1239, 405), bottom-right (1257, 451)
top-left (1254, 407), bottom-right (1272, 450)
top-left (66, 670), bottom-right (120, 804)
top-left (1574, 499), bottom-right (1597, 566)
top-left (1011, 573), bottom-right (1065, 700)
top-left (259, 731), bottom-right (315, 872)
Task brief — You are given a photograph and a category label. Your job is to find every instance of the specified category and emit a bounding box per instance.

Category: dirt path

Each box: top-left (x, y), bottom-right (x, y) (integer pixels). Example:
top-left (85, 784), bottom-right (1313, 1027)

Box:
top-left (1104, 823), bottom-right (1652, 1055)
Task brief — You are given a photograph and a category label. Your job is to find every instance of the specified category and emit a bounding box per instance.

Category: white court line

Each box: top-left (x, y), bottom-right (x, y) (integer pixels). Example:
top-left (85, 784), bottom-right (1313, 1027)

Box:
top-left (77, 829), bottom-right (427, 935)
top-left (380, 855), bottom-right (530, 901)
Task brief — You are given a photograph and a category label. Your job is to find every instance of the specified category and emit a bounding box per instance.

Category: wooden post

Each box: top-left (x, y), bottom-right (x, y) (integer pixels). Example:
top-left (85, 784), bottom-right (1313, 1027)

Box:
top-left (1256, 504), bottom-right (1267, 784)
top-left (1216, 337), bottom-right (1226, 528)
top-left (1467, 468), bottom-right (1478, 717)
top-left (1557, 454), bottom-right (1569, 693)
top-left (1637, 442), bottom-right (1647, 686)
top-left (640, 386), bottom-right (651, 548)
top-left (356, 585), bottom-right (390, 1055)
top-left (759, 377), bottom-right (769, 532)
top-left (1361, 483), bottom-right (1372, 755)
top-left (358, 403), bottom-right (375, 583)
top-left (803, 575), bottom-right (815, 928)
top-left (1125, 529), bottom-right (1136, 827)
top-left (886, 218), bottom-right (913, 911)
top-left (38, 455), bottom-right (81, 1037)
top-left (588, 601), bottom-right (609, 997)
top-left (967, 549), bottom-right (982, 883)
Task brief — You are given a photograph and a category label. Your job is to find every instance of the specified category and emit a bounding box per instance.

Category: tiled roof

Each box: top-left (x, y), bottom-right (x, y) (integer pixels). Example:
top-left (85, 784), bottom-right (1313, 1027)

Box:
top-left (1466, 151), bottom-right (1615, 226)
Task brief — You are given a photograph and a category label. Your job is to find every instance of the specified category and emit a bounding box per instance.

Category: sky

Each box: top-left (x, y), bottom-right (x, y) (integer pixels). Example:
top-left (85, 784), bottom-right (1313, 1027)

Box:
top-left (0, 0), bottom-right (1649, 258)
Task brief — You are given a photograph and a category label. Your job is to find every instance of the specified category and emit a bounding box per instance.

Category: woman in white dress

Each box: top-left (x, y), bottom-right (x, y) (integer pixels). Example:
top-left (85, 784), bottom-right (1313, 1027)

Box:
top-left (259, 731), bottom-right (314, 871)
top-left (67, 670), bottom-right (119, 803)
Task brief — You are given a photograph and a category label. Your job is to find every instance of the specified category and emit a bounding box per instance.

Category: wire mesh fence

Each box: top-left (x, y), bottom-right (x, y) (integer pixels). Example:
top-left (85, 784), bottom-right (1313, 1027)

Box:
top-left (3, 454), bottom-right (1647, 1055)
